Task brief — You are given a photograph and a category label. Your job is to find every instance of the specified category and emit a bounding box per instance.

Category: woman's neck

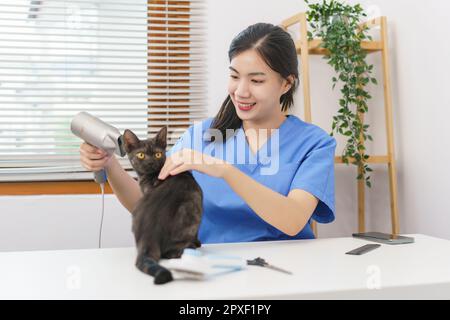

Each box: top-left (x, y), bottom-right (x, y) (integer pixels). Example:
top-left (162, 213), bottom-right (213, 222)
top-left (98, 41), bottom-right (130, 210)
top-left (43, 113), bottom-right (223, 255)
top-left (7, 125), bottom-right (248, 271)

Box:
top-left (242, 110), bottom-right (288, 155)
top-left (242, 110), bottom-right (287, 132)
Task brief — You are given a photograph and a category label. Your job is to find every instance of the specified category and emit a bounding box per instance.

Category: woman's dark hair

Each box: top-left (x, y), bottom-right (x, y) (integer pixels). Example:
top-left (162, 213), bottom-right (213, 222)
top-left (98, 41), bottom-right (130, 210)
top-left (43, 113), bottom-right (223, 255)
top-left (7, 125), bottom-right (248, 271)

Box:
top-left (210, 22), bottom-right (299, 141)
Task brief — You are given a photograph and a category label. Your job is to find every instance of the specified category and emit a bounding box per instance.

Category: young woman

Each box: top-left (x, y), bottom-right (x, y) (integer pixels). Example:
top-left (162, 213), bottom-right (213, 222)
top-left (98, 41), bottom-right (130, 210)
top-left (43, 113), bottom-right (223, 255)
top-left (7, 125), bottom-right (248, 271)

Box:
top-left (79, 23), bottom-right (336, 244)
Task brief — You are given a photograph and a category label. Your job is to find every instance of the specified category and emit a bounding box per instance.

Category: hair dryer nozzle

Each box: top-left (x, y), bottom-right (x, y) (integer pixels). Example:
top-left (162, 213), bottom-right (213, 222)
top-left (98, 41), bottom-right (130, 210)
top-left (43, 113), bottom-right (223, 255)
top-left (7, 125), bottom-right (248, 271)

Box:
top-left (71, 111), bottom-right (125, 156)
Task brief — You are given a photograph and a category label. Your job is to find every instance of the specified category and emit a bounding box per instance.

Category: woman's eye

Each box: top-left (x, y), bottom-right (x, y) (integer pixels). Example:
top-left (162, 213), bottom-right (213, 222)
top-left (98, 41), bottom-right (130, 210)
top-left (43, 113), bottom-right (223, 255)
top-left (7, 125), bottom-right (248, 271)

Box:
top-left (252, 79), bottom-right (264, 84)
top-left (136, 152), bottom-right (145, 160)
top-left (230, 75), bottom-right (238, 79)
top-left (154, 152), bottom-right (162, 159)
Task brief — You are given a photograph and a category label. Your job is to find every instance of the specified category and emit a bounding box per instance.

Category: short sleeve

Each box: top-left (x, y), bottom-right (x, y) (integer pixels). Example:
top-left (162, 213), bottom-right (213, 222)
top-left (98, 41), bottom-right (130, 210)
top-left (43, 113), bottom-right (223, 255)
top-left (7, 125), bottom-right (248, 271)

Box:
top-left (290, 136), bottom-right (336, 223)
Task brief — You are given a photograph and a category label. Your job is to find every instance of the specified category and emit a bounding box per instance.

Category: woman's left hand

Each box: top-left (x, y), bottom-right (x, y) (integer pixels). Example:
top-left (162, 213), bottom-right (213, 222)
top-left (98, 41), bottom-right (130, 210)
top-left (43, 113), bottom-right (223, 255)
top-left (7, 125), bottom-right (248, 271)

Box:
top-left (158, 148), bottom-right (231, 180)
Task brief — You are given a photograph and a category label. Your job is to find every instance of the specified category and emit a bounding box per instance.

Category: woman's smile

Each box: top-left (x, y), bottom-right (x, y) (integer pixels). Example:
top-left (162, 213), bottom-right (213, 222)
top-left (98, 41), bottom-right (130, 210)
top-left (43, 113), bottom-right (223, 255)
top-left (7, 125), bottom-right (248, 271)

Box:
top-left (236, 101), bottom-right (256, 111)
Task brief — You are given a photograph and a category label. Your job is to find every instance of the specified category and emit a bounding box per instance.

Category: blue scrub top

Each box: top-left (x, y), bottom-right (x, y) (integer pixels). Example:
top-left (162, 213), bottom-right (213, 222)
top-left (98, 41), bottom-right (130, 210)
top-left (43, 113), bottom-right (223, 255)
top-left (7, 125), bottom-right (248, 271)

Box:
top-left (167, 115), bottom-right (336, 244)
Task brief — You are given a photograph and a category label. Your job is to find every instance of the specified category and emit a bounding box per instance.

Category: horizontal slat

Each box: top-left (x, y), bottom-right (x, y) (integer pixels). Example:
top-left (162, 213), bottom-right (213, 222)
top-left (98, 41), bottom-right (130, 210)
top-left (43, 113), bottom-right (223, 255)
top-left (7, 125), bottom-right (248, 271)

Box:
top-left (0, 89), bottom-right (205, 95)
top-left (0, 55), bottom-right (206, 61)
top-left (0, 45), bottom-right (145, 53)
top-left (0, 118), bottom-right (204, 125)
top-left (0, 32), bottom-right (206, 42)
top-left (0, 128), bottom-right (142, 133)
top-left (2, 0), bottom-right (201, 5)
top-left (0, 94), bottom-right (205, 99)
top-left (0, 10), bottom-right (204, 20)
top-left (0, 114), bottom-right (205, 121)
top-left (147, 10), bottom-right (204, 15)
top-left (0, 145), bottom-right (172, 155)
top-left (0, 101), bottom-right (205, 105)
top-left (0, 66), bottom-right (205, 72)
top-left (0, 120), bottom-right (198, 127)
top-left (0, 148), bottom-right (86, 152)
top-left (1, 105), bottom-right (204, 113)
top-left (0, 142), bottom-right (112, 147)
top-left (0, 125), bottom-right (202, 132)
top-left (148, 3), bottom-right (205, 9)
top-left (0, 132), bottom-right (185, 141)
top-left (147, 18), bottom-right (206, 23)
top-left (0, 24), bottom-right (206, 36)
top-left (0, 85), bottom-right (206, 89)
top-left (0, 132), bottom-right (185, 137)
top-left (0, 81), bottom-right (206, 86)
top-left (0, 38), bottom-right (195, 46)
top-left (0, 166), bottom-right (83, 172)
top-left (0, 132), bottom-right (185, 140)
top-left (0, 49), bottom-right (206, 55)
top-left (1, 4), bottom-right (205, 13)
top-left (0, 170), bottom-right (139, 182)
top-left (0, 17), bottom-right (205, 28)
top-left (0, 144), bottom-right (183, 154)
top-left (4, 131), bottom-right (187, 138)
top-left (0, 5), bottom-right (206, 16)
top-left (0, 60), bottom-right (206, 66)
top-left (0, 74), bottom-right (206, 80)
top-left (0, 140), bottom-right (183, 154)
top-left (0, 134), bottom-right (188, 141)
top-left (0, 136), bottom-right (184, 142)
top-left (0, 91), bottom-right (206, 96)
top-left (0, 107), bottom-right (205, 111)
top-left (0, 119), bottom-right (204, 127)
top-left (0, 0), bottom-right (205, 6)
top-left (148, 4), bottom-right (205, 9)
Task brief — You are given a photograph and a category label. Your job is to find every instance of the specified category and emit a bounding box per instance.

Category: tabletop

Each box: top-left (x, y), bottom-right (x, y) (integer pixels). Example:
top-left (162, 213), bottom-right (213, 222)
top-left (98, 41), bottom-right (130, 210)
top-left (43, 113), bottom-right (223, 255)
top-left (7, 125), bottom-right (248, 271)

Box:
top-left (1, 234), bottom-right (449, 299)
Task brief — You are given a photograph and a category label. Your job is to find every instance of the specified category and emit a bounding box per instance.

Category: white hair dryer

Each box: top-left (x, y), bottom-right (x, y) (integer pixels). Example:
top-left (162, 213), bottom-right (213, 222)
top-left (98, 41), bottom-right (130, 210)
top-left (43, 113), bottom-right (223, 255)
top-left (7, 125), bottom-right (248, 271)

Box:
top-left (70, 112), bottom-right (126, 184)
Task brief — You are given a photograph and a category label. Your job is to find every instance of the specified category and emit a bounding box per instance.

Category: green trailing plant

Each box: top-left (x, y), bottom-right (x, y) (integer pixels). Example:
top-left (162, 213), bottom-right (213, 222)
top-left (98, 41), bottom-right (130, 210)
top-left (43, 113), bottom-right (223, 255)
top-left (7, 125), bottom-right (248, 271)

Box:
top-left (305, 0), bottom-right (377, 187)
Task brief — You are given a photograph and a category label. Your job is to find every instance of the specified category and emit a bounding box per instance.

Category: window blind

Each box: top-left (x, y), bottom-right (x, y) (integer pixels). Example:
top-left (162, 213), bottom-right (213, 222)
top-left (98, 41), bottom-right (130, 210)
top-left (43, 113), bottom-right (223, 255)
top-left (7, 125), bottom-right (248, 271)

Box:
top-left (0, 0), bottom-right (207, 182)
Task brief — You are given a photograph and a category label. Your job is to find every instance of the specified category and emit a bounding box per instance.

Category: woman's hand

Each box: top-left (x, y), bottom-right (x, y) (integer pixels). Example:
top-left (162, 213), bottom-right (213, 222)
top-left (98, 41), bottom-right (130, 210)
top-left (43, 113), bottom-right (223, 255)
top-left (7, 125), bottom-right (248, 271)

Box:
top-left (158, 148), bottom-right (231, 180)
top-left (79, 142), bottom-right (114, 172)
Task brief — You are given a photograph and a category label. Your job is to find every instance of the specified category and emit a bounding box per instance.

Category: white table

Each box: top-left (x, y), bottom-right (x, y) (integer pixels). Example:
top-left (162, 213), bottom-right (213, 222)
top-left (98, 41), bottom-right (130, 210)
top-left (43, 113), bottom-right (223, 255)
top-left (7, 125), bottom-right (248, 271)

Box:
top-left (1, 234), bottom-right (449, 299)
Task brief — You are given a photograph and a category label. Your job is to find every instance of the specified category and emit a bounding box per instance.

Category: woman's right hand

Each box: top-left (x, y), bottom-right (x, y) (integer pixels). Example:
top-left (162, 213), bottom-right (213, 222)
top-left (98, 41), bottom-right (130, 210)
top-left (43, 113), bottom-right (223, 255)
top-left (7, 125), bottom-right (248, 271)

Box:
top-left (79, 142), bottom-right (114, 172)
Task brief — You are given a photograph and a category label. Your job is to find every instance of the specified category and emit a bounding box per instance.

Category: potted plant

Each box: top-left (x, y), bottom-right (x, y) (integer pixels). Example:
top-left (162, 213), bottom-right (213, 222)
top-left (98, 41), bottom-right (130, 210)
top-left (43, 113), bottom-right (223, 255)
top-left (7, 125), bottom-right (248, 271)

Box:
top-left (305, 0), bottom-right (377, 187)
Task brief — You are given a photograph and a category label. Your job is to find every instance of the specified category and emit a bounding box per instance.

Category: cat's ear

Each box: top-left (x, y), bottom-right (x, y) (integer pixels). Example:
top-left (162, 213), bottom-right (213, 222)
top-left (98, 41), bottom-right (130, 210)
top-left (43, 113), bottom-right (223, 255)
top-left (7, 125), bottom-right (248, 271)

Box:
top-left (123, 129), bottom-right (140, 153)
top-left (155, 126), bottom-right (167, 149)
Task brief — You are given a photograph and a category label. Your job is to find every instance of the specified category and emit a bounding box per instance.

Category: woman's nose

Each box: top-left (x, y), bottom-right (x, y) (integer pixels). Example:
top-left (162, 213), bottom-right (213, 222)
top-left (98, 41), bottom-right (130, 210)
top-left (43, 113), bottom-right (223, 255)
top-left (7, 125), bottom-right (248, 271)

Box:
top-left (235, 80), bottom-right (251, 98)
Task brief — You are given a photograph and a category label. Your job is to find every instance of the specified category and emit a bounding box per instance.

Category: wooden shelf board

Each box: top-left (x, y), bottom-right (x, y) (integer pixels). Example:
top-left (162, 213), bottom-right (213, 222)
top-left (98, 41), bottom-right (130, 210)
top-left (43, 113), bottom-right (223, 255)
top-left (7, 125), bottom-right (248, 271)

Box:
top-left (335, 155), bottom-right (389, 164)
top-left (295, 39), bottom-right (383, 55)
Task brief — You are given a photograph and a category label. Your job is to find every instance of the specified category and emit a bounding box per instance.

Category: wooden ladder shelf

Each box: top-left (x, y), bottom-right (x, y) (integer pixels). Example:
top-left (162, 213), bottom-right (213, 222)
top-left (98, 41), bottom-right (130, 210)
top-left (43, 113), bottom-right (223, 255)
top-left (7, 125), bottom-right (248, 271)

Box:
top-left (281, 13), bottom-right (399, 235)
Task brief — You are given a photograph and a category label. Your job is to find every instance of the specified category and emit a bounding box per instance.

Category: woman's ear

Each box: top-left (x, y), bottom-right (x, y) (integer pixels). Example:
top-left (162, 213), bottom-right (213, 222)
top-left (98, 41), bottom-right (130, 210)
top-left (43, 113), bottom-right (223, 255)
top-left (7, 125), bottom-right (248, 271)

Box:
top-left (282, 75), bottom-right (295, 95)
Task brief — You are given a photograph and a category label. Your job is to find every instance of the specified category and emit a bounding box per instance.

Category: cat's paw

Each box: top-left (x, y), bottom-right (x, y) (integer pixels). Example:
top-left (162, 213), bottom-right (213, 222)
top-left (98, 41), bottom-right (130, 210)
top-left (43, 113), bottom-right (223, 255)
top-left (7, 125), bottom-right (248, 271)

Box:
top-left (190, 239), bottom-right (201, 248)
top-left (154, 269), bottom-right (173, 285)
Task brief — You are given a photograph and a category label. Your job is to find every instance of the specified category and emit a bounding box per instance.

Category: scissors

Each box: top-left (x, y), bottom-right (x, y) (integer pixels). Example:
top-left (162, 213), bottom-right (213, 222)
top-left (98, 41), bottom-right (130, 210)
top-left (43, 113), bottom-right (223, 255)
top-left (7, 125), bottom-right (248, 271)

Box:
top-left (246, 257), bottom-right (293, 275)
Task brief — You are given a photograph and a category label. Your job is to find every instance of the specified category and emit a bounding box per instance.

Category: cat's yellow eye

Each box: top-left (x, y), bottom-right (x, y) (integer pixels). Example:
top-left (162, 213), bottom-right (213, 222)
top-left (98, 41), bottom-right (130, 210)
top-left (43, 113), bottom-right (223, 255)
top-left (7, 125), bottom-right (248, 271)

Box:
top-left (155, 152), bottom-right (162, 159)
top-left (136, 152), bottom-right (145, 160)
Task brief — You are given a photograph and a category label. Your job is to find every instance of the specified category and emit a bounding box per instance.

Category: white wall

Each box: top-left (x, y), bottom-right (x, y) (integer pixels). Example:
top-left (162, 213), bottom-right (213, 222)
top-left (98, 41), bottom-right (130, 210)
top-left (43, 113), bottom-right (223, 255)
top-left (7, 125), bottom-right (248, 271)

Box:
top-left (0, 194), bottom-right (134, 252)
top-left (1, 0), bottom-right (449, 252)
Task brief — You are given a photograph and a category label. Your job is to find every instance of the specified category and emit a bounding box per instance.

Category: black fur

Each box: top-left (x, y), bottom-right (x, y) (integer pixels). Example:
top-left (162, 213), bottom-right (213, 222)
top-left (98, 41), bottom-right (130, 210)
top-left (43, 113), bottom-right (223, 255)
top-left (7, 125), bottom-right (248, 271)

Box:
top-left (123, 127), bottom-right (203, 285)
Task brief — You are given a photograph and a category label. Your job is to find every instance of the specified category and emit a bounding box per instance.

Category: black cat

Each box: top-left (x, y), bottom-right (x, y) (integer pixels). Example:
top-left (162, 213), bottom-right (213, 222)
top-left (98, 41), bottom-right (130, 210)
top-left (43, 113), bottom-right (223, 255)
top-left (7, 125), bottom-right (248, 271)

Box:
top-left (123, 127), bottom-right (203, 285)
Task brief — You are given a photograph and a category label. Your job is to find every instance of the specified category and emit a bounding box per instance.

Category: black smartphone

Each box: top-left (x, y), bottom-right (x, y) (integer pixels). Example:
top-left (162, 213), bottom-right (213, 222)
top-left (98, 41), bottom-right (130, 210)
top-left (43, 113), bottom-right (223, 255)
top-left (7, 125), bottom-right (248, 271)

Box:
top-left (352, 232), bottom-right (414, 245)
top-left (346, 244), bottom-right (381, 255)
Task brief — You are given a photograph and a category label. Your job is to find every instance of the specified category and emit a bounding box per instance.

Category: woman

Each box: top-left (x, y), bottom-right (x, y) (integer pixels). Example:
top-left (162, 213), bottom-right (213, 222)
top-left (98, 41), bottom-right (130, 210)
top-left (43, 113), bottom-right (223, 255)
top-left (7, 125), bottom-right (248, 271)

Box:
top-left (79, 23), bottom-right (336, 244)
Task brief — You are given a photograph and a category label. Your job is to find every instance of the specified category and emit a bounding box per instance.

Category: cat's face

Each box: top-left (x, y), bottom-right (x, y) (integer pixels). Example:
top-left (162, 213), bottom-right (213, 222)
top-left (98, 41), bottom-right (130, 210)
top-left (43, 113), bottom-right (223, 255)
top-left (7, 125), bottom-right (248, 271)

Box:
top-left (123, 127), bottom-right (167, 177)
